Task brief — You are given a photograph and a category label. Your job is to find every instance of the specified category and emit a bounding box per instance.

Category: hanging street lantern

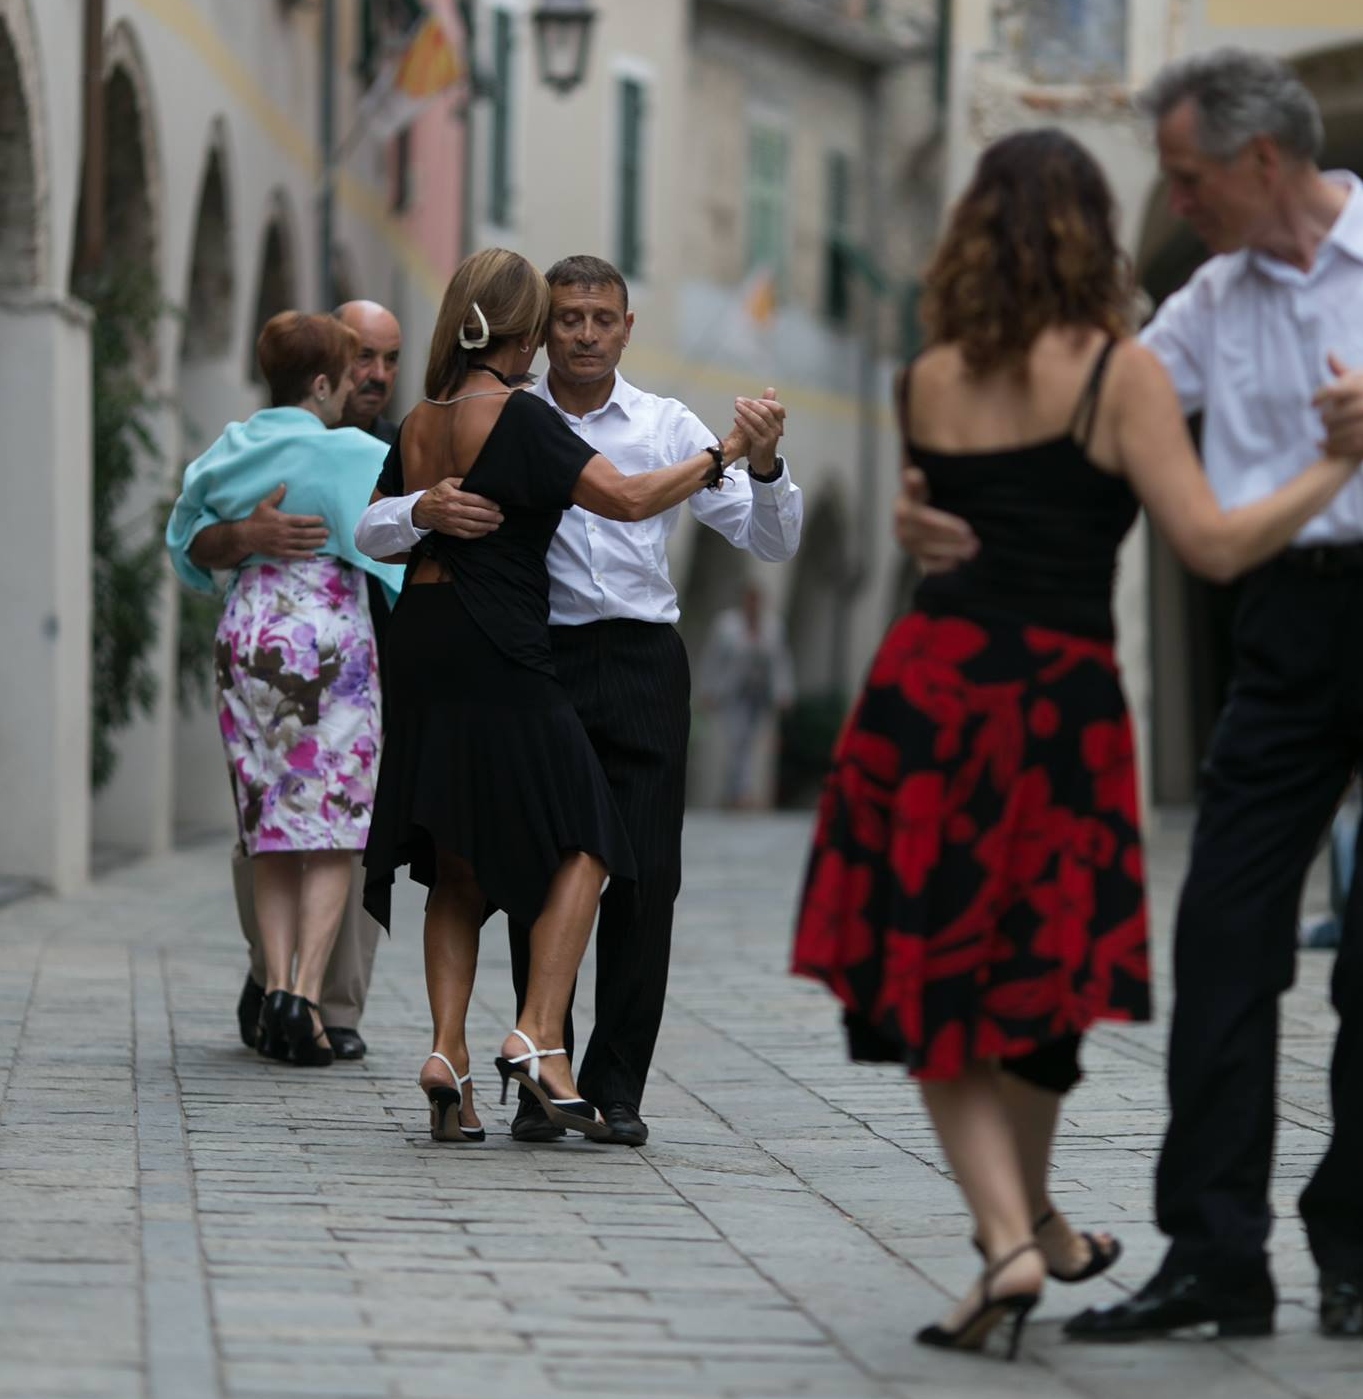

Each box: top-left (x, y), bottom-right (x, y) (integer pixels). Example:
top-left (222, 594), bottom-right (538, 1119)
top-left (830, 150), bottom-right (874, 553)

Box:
top-left (531, 0), bottom-right (596, 95)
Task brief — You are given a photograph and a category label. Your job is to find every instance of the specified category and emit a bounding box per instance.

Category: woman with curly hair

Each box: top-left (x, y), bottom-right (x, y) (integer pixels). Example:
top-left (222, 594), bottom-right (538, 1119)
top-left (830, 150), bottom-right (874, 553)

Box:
top-left (792, 129), bottom-right (1360, 1359)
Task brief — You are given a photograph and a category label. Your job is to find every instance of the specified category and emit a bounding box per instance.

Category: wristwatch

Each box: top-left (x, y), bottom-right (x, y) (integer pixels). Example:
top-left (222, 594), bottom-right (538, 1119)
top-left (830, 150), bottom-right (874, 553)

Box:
top-left (749, 456), bottom-right (785, 484)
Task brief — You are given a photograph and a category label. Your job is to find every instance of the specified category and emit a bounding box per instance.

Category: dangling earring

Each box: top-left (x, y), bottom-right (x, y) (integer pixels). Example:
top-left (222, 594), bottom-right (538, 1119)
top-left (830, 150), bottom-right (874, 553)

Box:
top-left (519, 343), bottom-right (531, 353)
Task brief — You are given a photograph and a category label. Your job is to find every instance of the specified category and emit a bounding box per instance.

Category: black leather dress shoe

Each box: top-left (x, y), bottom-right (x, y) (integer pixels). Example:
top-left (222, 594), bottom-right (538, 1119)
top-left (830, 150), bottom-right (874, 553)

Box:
top-left (1064, 1264), bottom-right (1275, 1342)
top-left (324, 1027), bottom-right (366, 1061)
top-left (600, 1103), bottom-right (649, 1147)
top-left (237, 975), bottom-right (264, 1049)
top-left (1320, 1273), bottom-right (1363, 1338)
top-left (511, 1102), bottom-right (566, 1143)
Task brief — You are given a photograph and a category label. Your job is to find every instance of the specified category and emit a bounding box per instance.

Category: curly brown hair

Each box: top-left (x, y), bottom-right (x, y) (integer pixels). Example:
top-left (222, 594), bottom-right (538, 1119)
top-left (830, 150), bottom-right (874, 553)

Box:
top-left (920, 129), bottom-right (1131, 375)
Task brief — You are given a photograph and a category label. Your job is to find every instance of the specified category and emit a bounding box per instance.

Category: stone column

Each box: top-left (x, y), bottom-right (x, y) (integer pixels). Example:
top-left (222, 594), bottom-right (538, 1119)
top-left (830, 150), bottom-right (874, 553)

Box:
top-left (0, 292), bottom-right (94, 894)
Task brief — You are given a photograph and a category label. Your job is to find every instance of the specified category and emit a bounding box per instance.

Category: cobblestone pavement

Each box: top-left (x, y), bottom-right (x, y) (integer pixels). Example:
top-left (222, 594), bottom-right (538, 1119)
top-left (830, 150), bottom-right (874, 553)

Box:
top-left (1, 812), bottom-right (1358, 1399)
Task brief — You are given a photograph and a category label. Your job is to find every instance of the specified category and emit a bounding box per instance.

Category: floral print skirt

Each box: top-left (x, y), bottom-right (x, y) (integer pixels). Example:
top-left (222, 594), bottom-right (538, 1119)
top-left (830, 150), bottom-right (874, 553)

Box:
top-left (791, 609), bottom-right (1151, 1080)
top-left (215, 559), bottom-right (381, 855)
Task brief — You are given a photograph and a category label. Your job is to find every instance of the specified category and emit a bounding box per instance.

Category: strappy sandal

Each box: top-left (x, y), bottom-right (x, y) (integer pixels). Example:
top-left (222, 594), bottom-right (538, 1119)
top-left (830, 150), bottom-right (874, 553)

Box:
top-left (493, 1030), bottom-right (611, 1141)
top-left (916, 1240), bottom-right (1043, 1361)
top-left (419, 1052), bottom-right (485, 1143)
top-left (1033, 1207), bottom-right (1122, 1282)
top-left (974, 1209), bottom-right (1122, 1283)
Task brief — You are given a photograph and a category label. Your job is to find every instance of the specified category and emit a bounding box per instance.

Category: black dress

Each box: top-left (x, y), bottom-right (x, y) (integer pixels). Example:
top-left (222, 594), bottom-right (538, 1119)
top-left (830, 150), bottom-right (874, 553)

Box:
top-left (792, 343), bottom-right (1152, 1079)
top-left (362, 390), bottom-right (636, 931)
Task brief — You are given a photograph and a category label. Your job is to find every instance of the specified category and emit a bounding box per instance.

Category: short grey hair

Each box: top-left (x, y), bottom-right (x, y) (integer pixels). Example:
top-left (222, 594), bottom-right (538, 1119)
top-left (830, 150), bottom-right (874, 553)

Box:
top-left (1138, 48), bottom-right (1323, 163)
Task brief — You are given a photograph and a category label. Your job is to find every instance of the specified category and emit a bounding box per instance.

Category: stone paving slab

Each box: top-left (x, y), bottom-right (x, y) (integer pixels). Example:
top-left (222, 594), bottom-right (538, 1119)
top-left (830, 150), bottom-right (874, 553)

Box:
top-left (0, 812), bottom-right (1357, 1398)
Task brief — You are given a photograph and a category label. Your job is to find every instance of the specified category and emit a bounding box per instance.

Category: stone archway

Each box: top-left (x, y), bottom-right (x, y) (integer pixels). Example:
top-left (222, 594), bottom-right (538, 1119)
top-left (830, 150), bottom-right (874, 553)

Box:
top-left (175, 127), bottom-right (241, 837)
top-left (786, 488), bottom-right (849, 698)
top-left (70, 22), bottom-right (162, 294)
top-left (247, 192), bottom-right (299, 382)
top-left (1134, 41), bottom-right (1363, 806)
top-left (779, 488), bottom-right (850, 805)
top-left (0, 3), bottom-right (42, 289)
top-left (331, 241), bottom-right (359, 309)
top-left (79, 20), bottom-right (176, 860)
top-left (182, 139), bottom-right (234, 364)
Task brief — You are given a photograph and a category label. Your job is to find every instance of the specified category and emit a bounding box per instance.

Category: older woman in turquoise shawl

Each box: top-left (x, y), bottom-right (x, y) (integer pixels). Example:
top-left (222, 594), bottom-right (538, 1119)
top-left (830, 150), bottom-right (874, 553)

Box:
top-left (167, 312), bottom-right (402, 1067)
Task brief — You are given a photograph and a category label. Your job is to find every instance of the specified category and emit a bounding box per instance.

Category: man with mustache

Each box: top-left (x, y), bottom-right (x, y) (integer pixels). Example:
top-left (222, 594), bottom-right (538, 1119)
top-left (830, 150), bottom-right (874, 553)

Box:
top-left (188, 299), bottom-right (404, 1062)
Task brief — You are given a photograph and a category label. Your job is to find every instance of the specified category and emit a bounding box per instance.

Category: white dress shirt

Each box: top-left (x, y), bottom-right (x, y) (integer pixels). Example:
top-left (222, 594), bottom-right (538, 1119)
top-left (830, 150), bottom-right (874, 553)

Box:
top-left (353, 372), bottom-right (804, 625)
top-left (1140, 170), bottom-right (1363, 546)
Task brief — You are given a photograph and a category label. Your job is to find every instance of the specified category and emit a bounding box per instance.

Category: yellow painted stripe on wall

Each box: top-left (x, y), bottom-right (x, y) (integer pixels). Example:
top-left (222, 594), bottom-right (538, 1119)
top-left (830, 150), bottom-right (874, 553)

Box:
top-left (134, 0), bottom-right (445, 302)
top-left (1206, 0), bottom-right (1363, 26)
top-left (132, 0), bottom-right (896, 428)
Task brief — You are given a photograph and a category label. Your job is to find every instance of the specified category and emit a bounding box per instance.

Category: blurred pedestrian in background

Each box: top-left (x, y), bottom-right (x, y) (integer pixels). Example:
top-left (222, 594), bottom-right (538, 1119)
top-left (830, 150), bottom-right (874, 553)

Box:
top-left (698, 581), bottom-right (794, 809)
top-left (167, 312), bottom-right (401, 1067)
top-left (793, 124), bottom-right (1361, 1360)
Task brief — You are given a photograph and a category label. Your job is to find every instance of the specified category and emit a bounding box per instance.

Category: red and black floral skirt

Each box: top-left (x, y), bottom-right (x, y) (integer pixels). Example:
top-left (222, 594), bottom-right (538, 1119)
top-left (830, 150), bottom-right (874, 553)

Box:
top-left (792, 610), bottom-right (1151, 1080)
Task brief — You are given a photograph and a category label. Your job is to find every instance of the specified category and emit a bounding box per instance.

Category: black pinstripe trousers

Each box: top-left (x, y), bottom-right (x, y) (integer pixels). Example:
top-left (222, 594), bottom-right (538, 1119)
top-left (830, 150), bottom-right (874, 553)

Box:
top-left (508, 620), bottom-right (691, 1110)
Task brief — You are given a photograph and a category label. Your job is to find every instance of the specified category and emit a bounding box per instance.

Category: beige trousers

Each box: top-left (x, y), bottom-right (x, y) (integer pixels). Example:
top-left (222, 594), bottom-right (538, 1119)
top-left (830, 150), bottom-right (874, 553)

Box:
top-left (231, 844), bottom-right (380, 1030)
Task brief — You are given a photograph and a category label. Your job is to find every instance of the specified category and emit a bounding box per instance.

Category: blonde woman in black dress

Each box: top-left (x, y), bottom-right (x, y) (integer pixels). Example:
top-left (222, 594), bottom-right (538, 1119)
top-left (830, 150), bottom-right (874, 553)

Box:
top-left (363, 249), bottom-right (758, 1140)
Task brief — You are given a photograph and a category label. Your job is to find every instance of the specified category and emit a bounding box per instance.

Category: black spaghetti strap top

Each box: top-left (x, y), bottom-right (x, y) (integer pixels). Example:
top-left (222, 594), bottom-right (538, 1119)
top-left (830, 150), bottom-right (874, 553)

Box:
top-left (906, 341), bottom-right (1138, 640)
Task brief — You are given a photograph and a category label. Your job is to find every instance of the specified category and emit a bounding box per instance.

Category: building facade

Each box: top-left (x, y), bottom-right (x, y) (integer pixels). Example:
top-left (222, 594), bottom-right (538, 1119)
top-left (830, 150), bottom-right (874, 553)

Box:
top-left (2, 0), bottom-right (950, 891)
top-left (0, 0), bottom-right (463, 894)
top-left (462, 0), bottom-right (944, 801)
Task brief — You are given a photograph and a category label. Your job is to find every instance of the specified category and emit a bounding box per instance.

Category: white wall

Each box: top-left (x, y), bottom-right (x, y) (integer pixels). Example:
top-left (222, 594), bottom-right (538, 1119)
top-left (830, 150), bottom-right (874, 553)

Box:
top-left (0, 294), bottom-right (93, 893)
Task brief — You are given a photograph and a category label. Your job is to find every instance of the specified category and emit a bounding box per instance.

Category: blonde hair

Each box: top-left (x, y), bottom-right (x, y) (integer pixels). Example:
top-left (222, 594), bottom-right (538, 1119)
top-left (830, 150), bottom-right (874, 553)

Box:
top-left (425, 248), bottom-right (551, 398)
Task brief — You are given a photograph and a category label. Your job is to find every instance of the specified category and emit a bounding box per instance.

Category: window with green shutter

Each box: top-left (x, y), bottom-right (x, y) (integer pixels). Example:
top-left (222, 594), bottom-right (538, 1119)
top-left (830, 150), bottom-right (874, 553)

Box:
top-left (746, 123), bottom-right (789, 284)
top-left (824, 150), bottom-right (853, 324)
top-left (488, 8), bottom-right (515, 227)
top-left (616, 77), bottom-right (646, 278)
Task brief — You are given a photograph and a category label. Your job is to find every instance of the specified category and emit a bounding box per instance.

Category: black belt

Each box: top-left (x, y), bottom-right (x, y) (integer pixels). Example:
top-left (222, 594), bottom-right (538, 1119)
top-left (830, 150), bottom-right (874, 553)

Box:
top-left (1281, 544), bottom-right (1363, 577)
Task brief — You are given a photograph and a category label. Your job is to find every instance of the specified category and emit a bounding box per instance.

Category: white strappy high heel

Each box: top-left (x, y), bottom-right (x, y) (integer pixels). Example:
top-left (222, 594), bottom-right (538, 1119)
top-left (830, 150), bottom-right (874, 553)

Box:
top-left (419, 1052), bottom-right (485, 1143)
top-left (493, 1030), bottom-right (611, 1141)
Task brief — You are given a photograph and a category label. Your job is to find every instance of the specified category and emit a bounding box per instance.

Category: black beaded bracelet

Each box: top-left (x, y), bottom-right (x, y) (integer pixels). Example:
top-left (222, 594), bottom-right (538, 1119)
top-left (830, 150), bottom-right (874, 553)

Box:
top-left (701, 444), bottom-right (728, 490)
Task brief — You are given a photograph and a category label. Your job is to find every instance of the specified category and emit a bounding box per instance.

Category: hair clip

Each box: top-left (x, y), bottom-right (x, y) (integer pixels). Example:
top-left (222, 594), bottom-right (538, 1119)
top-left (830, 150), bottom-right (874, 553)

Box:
top-left (458, 302), bottom-right (491, 350)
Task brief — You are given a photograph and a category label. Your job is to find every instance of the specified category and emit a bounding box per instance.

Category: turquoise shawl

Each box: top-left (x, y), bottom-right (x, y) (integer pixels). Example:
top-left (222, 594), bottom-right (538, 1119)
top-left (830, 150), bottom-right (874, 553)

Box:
top-left (165, 407), bottom-right (404, 604)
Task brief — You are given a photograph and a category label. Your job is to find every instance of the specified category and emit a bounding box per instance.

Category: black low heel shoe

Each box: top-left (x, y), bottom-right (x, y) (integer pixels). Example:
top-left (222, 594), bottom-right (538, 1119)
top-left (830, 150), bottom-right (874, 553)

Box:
top-left (256, 990), bottom-right (292, 1061)
top-left (282, 994), bottom-right (334, 1067)
top-left (917, 1241), bottom-right (1043, 1361)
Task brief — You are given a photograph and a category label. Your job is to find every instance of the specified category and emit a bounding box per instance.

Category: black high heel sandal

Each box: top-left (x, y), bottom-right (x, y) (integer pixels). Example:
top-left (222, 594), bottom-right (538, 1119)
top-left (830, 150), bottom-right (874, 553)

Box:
top-left (256, 990), bottom-right (292, 1061)
top-left (973, 1209), bottom-right (1122, 1283)
top-left (282, 994), bottom-right (334, 1067)
top-left (420, 1052), bottom-right (485, 1143)
top-left (916, 1240), bottom-right (1043, 1361)
top-left (493, 1030), bottom-right (611, 1141)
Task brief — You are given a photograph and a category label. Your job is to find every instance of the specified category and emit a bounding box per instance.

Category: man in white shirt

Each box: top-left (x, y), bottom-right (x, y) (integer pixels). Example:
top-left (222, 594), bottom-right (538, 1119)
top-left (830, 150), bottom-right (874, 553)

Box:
top-left (897, 51), bottom-right (1363, 1342)
top-left (354, 255), bottom-right (803, 1146)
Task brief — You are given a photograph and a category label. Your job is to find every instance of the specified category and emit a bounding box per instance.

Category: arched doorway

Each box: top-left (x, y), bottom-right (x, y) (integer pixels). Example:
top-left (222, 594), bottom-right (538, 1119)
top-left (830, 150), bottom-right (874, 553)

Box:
top-left (247, 192), bottom-right (299, 383)
top-left (780, 488), bottom-right (850, 804)
top-left (175, 130), bottom-right (241, 838)
top-left (76, 24), bottom-right (174, 859)
top-left (1137, 42), bottom-right (1363, 806)
top-left (182, 143), bottom-right (234, 366)
top-left (0, 7), bottom-right (41, 289)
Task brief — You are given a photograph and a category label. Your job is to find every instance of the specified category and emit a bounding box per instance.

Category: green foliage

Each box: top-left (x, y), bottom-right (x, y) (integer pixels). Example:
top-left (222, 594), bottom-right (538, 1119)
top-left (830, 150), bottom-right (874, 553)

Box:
top-left (82, 264), bottom-right (165, 791)
top-left (777, 690), bottom-right (851, 809)
top-left (176, 588), bottom-right (221, 715)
